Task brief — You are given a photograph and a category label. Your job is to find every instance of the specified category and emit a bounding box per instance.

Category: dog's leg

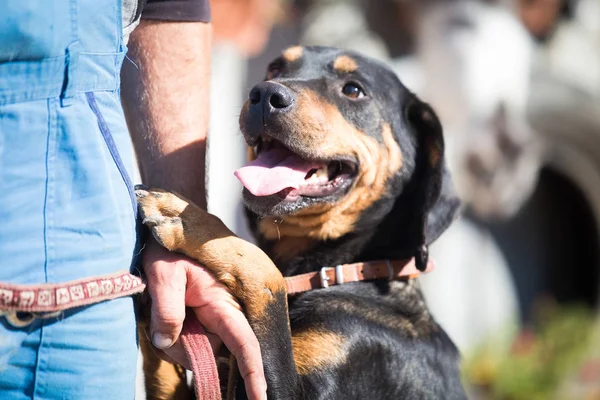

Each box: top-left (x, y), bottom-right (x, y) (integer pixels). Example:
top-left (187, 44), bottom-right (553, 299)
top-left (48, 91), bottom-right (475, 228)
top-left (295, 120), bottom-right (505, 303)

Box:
top-left (138, 321), bottom-right (193, 400)
top-left (136, 187), bottom-right (301, 399)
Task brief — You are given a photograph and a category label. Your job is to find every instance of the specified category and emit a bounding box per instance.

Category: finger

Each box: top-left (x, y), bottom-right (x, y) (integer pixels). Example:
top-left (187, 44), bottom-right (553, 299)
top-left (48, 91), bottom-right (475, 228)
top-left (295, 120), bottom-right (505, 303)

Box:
top-left (193, 307), bottom-right (267, 400)
top-left (145, 257), bottom-right (187, 349)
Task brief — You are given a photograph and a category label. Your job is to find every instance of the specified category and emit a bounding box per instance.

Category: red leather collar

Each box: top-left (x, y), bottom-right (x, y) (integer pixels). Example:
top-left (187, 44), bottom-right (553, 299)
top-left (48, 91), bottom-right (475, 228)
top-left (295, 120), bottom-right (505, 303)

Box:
top-left (284, 258), bottom-right (434, 294)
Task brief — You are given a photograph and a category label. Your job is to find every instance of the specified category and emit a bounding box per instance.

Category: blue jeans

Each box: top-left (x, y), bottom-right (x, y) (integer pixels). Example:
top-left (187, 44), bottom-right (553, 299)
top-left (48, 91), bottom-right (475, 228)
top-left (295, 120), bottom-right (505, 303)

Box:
top-left (0, 1), bottom-right (139, 398)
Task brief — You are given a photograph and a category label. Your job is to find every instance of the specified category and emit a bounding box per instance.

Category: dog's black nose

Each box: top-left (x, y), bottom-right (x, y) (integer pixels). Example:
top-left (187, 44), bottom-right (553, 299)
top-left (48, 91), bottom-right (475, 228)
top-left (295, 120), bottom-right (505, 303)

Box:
top-left (249, 82), bottom-right (294, 118)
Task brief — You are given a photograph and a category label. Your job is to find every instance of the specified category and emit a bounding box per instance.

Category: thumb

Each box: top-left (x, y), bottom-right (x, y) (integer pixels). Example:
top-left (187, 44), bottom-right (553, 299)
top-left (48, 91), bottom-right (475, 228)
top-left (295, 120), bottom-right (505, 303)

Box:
top-left (146, 258), bottom-right (187, 349)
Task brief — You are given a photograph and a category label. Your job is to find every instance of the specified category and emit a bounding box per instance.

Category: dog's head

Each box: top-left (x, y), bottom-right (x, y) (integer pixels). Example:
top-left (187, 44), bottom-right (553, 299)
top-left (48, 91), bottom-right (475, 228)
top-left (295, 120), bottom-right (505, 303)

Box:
top-left (236, 46), bottom-right (460, 269)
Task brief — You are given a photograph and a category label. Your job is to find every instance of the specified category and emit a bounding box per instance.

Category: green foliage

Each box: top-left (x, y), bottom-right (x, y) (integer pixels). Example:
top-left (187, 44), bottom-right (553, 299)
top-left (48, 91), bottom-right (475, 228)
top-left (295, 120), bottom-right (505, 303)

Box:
top-left (463, 304), bottom-right (598, 400)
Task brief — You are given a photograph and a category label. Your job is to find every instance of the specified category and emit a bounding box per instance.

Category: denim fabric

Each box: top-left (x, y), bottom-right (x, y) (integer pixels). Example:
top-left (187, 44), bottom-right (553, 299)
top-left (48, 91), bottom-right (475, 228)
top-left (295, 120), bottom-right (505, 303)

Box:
top-left (0, 1), bottom-right (139, 398)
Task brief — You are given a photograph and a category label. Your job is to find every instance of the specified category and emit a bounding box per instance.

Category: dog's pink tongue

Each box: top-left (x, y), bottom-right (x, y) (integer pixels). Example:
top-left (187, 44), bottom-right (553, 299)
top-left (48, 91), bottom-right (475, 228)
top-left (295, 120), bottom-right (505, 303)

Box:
top-left (234, 147), bottom-right (320, 196)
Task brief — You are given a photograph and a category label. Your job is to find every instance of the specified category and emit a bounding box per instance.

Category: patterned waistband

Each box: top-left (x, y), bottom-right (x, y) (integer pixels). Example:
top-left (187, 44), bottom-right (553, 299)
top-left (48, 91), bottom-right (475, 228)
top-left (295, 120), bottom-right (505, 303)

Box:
top-left (0, 270), bottom-right (145, 313)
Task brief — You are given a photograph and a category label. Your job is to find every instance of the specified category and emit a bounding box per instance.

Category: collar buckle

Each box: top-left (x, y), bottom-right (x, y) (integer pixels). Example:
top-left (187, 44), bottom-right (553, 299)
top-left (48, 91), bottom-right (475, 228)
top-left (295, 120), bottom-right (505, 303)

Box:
top-left (319, 265), bottom-right (345, 288)
top-left (319, 267), bottom-right (331, 288)
top-left (386, 260), bottom-right (394, 280)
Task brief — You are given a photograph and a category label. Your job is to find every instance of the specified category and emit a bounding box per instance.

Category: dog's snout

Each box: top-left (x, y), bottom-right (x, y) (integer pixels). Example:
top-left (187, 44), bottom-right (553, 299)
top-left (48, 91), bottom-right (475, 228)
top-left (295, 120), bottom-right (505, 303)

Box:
top-left (249, 82), bottom-right (294, 117)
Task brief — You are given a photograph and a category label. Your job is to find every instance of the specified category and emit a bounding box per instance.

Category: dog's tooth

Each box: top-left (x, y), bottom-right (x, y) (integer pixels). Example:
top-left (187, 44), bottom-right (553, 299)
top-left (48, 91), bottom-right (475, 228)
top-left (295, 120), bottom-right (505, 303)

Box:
top-left (307, 172), bottom-right (319, 182)
top-left (315, 165), bottom-right (328, 179)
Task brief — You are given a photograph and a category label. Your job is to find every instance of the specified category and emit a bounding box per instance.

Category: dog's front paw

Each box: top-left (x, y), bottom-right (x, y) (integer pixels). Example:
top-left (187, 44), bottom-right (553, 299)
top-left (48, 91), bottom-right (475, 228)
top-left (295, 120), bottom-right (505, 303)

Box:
top-left (135, 186), bottom-right (188, 251)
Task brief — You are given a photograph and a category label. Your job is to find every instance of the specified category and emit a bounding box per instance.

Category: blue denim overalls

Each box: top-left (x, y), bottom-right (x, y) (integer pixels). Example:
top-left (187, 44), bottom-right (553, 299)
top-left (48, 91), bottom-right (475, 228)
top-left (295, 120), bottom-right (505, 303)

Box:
top-left (0, 1), bottom-right (139, 398)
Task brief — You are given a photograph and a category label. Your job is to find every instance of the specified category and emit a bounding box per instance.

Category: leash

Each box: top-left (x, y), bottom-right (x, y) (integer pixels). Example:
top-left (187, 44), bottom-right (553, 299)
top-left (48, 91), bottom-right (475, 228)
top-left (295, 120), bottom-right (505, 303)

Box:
top-left (181, 313), bottom-right (222, 400)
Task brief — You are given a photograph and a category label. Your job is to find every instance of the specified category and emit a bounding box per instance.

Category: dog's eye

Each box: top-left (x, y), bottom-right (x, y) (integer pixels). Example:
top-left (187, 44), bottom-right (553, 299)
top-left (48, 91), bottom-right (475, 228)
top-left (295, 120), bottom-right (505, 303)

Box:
top-left (266, 67), bottom-right (282, 80)
top-left (342, 83), bottom-right (365, 99)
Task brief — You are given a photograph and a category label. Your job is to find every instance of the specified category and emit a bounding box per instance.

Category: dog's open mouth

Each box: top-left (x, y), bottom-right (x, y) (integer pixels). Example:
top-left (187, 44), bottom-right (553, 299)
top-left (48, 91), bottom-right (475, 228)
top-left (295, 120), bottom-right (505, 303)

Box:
top-left (234, 135), bottom-right (357, 201)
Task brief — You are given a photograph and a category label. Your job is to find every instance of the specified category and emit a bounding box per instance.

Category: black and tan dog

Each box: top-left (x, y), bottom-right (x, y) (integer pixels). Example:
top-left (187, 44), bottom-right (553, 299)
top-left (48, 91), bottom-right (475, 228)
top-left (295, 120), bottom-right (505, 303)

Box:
top-left (137, 46), bottom-right (465, 399)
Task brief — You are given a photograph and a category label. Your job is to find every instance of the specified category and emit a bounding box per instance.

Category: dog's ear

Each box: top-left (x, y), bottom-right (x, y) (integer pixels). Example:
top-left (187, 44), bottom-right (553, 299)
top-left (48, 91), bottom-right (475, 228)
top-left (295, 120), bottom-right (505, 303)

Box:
top-left (405, 97), bottom-right (461, 270)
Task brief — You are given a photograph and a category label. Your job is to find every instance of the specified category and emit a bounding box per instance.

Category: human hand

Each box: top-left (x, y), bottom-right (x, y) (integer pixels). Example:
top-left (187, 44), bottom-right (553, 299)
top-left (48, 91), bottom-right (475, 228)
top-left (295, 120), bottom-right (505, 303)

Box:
top-left (142, 239), bottom-right (267, 400)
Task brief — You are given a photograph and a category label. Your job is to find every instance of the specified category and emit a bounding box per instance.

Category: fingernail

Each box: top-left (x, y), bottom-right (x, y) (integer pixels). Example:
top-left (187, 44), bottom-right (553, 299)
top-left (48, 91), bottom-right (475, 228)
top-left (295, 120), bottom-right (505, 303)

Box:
top-left (152, 332), bottom-right (173, 349)
top-left (263, 391), bottom-right (268, 400)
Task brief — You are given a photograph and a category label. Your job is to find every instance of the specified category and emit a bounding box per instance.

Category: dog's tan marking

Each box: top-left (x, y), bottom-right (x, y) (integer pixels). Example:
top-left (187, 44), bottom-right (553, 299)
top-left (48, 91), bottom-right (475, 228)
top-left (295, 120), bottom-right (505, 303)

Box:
top-left (226, 353), bottom-right (239, 400)
top-left (282, 46), bottom-right (303, 63)
top-left (292, 329), bottom-right (347, 375)
top-left (257, 91), bottom-right (403, 243)
top-left (138, 323), bottom-right (193, 400)
top-left (333, 55), bottom-right (358, 74)
top-left (382, 122), bottom-right (403, 173)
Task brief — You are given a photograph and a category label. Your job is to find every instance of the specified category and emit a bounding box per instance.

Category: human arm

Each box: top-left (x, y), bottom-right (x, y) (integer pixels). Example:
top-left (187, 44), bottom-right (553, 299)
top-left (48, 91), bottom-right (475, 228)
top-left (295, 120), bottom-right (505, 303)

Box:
top-left (120, 13), bottom-right (267, 400)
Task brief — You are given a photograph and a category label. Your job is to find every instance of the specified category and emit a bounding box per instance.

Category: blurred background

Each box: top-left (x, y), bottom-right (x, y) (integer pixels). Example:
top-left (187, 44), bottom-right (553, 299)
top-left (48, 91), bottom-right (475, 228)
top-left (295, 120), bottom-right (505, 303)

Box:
top-left (204, 0), bottom-right (600, 398)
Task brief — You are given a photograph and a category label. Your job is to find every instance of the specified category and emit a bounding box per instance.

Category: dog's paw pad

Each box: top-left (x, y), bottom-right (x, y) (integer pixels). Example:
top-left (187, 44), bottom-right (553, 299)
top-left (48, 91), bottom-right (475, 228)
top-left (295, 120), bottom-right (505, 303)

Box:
top-left (153, 216), bottom-right (182, 227)
top-left (141, 215), bottom-right (165, 227)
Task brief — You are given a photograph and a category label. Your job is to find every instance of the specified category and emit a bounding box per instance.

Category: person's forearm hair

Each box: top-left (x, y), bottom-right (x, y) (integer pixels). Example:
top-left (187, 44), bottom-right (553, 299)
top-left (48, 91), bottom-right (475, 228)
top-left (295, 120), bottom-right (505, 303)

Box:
top-left (121, 20), bottom-right (212, 209)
